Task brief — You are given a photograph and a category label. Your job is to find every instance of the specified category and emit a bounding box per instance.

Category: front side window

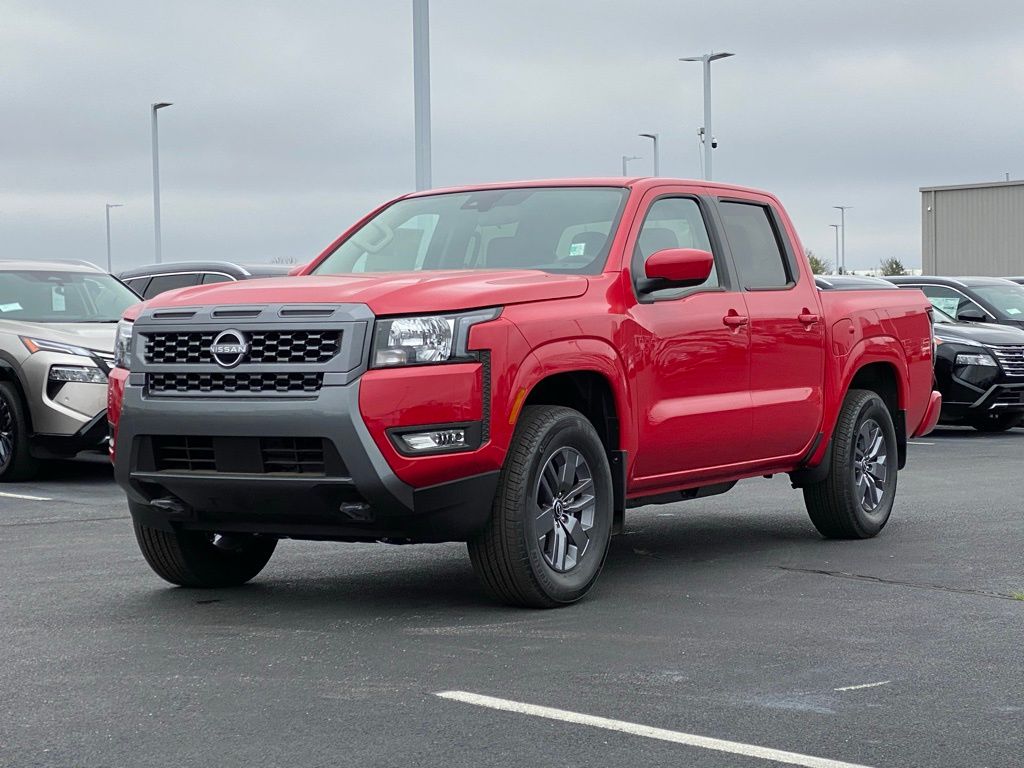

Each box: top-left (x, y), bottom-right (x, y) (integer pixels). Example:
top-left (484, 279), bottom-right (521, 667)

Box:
top-left (917, 285), bottom-right (985, 319)
top-left (719, 202), bottom-right (792, 289)
top-left (631, 197), bottom-right (718, 300)
top-left (144, 273), bottom-right (201, 298)
top-left (0, 271), bottom-right (139, 323)
top-left (972, 285), bottom-right (1024, 319)
top-left (313, 187), bottom-right (629, 276)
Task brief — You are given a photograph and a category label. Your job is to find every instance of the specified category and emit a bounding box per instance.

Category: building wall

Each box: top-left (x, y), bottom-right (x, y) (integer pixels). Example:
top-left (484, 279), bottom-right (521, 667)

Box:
top-left (921, 181), bottom-right (1024, 276)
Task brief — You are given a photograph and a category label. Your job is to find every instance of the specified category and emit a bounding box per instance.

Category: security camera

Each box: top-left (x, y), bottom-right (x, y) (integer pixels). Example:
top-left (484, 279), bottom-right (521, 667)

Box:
top-left (711, 138), bottom-right (718, 149)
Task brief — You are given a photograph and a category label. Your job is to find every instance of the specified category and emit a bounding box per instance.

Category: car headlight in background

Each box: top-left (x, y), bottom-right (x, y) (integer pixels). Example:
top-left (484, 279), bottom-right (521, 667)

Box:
top-left (372, 308), bottom-right (500, 368)
top-left (955, 352), bottom-right (997, 367)
top-left (20, 336), bottom-right (93, 357)
top-left (48, 366), bottom-right (107, 384)
top-left (113, 320), bottom-right (134, 370)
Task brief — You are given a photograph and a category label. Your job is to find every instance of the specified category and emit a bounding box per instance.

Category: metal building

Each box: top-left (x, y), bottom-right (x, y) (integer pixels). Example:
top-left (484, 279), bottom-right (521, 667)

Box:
top-left (921, 180), bottom-right (1024, 276)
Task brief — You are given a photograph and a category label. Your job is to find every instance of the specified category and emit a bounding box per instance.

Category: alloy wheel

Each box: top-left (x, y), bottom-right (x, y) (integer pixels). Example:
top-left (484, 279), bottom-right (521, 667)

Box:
top-left (0, 395), bottom-right (14, 470)
top-left (853, 418), bottom-right (888, 513)
top-left (533, 447), bottom-right (596, 572)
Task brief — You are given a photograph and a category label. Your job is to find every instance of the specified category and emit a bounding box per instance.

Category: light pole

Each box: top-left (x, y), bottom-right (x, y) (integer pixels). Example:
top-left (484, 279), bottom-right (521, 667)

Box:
top-left (412, 0), bottom-right (432, 191)
top-left (151, 102), bottom-right (172, 264)
top-left (829, 224), bottom-right (840, 275)
top-left (679, 51), bottom-right (734, 181)
top-left (833, 205), bottom-right (851, 274)
top-left (621, 155), bottom-right (641, 176)
top-left (105, 203), bottom-right (123, 273)
top-left (639, 133), bottom-right (660, 176)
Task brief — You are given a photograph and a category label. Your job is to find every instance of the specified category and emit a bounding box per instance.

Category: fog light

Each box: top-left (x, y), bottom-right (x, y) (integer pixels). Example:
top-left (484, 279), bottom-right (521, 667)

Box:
top-left (400, 428), bottom-right (468, 452)
top-left (49, 365), bottom-right (107, 383)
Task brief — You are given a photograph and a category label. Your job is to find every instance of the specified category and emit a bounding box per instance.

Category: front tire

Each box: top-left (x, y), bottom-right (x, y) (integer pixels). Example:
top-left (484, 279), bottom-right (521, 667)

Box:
top-left (0, 381), bottom-right (41, 482)
top-left (468, 406), bottom-right (613, 608)
top-left (133, 517), bottom-right (277, 588)
top-left (968, 412), bottom-right (1023, 432)
top-left (803, 389), bottom-right (898, 539)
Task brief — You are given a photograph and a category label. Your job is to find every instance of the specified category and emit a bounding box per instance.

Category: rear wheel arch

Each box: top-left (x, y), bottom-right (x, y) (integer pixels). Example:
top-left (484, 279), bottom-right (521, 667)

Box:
top-left (847, 361), bottom-right (906, 468)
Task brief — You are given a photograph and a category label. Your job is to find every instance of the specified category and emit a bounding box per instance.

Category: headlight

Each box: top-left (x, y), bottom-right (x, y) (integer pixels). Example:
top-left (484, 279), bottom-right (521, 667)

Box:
top-left (955, 352), bottom-right (997, 367)
top-left (113, 320), bottom-right (134, 370)
top-left (372, 308), bottom-right (500, 368)
top-left (49, 365), bottom-right (107, 384)
top-left (20, 337), bottom-right (92, 357)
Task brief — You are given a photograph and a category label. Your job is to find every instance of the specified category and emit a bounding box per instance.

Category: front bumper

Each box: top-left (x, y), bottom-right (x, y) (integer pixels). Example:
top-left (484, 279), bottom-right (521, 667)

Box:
top-left (939, 382), bottom-right (1024, 422)
top-left (31, 410), bottom-right (109, 459)
top-left (114, 381), bottom-right (499, 543)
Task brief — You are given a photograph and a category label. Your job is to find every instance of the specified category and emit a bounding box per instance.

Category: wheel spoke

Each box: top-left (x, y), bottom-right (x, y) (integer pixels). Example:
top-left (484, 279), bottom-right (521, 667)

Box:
top-left (549, 524), bottom-right (568, 571)
top-left (535, 505), bottom-right (556, 536)
top-left (557, 448), bottom-right (576, 492)
top-left (866, 430), bottom-right (884, 462)
top-left (564, 477), bottom-right (593, 503)
top-left (563, 493), bottom-right (594, 515)
top-left (562, 515), bottom-right (590, 556)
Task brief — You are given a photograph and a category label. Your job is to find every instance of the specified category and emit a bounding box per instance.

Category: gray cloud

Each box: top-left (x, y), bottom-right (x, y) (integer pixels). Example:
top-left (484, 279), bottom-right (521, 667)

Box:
top-left (2, 0), bottom-right (1022, 271)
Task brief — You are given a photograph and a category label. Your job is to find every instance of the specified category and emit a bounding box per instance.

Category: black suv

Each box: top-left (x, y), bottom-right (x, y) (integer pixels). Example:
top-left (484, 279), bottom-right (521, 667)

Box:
top-left (927, 305), bottom-right (1024, 431)
top-left (886, 276), bottom-right (1024, 329)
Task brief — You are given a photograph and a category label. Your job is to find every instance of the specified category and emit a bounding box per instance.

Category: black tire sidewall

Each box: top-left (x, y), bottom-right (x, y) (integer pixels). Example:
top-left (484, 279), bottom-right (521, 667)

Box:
top-left (839, 395), bottom-right (898, 536)
top-left (517, 412), bottom-right (613, 603)
top-left (0, 381), bottom-right (34, 481)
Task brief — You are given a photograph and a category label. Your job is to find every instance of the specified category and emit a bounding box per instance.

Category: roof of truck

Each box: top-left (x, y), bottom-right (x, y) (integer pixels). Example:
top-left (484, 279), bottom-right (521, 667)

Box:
top-left (404, 177), bottom-right (776, 199)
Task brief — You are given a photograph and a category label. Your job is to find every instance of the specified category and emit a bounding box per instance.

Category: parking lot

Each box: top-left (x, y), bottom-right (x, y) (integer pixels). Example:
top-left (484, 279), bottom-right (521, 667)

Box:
top-left (0, 428), bottom-right (1019, 768)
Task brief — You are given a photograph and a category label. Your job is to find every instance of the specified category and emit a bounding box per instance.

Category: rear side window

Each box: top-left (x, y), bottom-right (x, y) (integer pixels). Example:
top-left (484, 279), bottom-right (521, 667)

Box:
top-left (719, 202), bottom-right (792, 289)
top-left (144, 273), bottom-right (201, 298)
top-left (201, 273), bottom-right (233, 285)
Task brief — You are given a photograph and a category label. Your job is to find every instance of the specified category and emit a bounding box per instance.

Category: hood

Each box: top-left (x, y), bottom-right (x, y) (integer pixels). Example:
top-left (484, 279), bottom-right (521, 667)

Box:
top-left (0, 320), bottom-right (117, 352)
top-left (934, 320), bottom-right (1024, 347)
top-left (140, 270), bottom-right (590, 316)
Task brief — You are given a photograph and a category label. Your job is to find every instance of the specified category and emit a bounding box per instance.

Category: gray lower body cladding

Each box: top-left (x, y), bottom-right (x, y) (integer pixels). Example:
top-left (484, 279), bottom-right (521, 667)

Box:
top-left (114, 381), bottom-right (498, 543)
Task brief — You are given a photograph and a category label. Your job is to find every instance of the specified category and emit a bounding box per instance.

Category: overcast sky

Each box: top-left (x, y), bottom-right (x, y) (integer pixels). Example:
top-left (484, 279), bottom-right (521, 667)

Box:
top-left (2, 0), bottom-right (1023, 273)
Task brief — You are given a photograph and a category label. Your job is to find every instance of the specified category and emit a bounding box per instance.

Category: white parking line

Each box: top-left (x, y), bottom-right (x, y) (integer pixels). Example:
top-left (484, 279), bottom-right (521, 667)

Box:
top-left (834, 681), bottom-right (891, 692)
top-left (908, 441), bottom-right (935, 445)
top-left (435, 691), bottom-right (877, 768)
top-left (0, 491), bottom-right (52, 502)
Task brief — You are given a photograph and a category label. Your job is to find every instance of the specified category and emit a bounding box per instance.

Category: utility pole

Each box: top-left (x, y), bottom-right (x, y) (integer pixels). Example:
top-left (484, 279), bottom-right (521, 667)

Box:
top-left (151, 102), bottom-right (172, 264)
top-left (829, 224), bottom-right (840, 275)
top-left (105, 203), bottom-right (123, 273)
top-left (833, 205), bottom-right (851, 273)
top-left (639, 133), bottom-right (660, 176)
top-left (412, 0), bottom-right (432, 191)
top-left (621, 155), bottom-right (641, 176)
top-left (679, 51), bottom-right (734, 180)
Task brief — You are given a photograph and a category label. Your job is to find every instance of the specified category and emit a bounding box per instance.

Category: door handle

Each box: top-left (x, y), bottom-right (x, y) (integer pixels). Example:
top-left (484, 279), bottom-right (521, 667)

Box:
top-left (798, 312), bottom-right (820, 325)
top-left (722, 312), bottom-right (749, 328)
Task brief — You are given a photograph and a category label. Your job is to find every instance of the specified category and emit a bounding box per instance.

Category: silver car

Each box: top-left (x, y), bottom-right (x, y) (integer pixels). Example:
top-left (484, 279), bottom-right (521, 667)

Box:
top-left (0, 260), bottom-right (140, 480)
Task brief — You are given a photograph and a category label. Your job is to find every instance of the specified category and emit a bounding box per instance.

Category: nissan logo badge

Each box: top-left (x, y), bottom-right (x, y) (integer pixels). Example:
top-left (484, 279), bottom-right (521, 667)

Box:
top-left (210, 329), bottom-right (249, 368)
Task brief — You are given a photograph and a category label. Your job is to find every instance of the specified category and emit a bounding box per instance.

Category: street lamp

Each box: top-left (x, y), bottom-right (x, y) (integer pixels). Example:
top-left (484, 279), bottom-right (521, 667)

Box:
top-left (151, 102), bottom-right (172, 264)
top-left (412, 0), bottom-right (432, 191)
top-left (622, 155), bottom-right (642, 176)
top-left (105, 203), bottom-right (123, 273)
top-left (829, 224), bottom-right (841, 275)
top-left (833, 205), bottom-right (851, 274)
top-left (679, 51), bottom-right (734, 181)
top-left (639, 133), bottom-right (660, 176)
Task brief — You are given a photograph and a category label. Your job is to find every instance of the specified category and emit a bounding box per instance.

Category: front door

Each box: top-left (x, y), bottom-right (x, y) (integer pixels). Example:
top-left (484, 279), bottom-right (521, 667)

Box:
top-left (623, 190), bottom-right (753, 486)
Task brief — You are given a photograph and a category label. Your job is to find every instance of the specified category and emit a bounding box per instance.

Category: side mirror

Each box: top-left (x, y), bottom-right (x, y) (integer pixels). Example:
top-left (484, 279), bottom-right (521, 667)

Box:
top-left (956, 305), bottom-right (987, 323)
top-left (643, 248), bottom-right (714, 288)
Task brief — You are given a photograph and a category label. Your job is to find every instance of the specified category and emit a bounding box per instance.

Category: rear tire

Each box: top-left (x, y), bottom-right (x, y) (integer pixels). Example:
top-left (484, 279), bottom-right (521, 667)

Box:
top-left (803, 389), bottom-right (898, 539)
top-left (968, 413), bottom-right (1023, 432)
top-left (133, 518), bottom-right (277, 588)
top-left (468, 406), bottom-right (613, 608)
top-left (0, 381), bottom-right (41, 482)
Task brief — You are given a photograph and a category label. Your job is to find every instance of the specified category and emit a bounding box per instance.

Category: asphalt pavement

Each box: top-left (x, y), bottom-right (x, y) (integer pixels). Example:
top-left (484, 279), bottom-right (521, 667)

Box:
top-left (1, 428), bottom-right (1021, 768)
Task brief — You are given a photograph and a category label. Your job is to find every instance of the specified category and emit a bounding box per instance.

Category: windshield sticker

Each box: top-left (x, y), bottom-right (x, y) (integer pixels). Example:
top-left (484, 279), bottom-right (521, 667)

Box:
top-left (569, 242), bottom-right (586, 257)
top-left (0, 302), bottom-right (22, 312)
top-left (52, 286), bottom-right (66, 312)
top-left (1007, 308), bottom-right (1021, 315)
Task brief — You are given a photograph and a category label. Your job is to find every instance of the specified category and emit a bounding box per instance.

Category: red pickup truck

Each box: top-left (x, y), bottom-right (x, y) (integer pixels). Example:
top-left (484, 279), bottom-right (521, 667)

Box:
top-left (108, 179), bottom-right (941, 607)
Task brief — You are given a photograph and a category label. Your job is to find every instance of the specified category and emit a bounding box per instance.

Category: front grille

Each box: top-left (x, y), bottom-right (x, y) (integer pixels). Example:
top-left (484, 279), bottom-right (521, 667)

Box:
top-left (144, 330), bottom-right (341, 365)
top-left (148, 371), bottom-right (323, 394)
top-left (991, 345), bottom-right (1024, 376)
top-left (152, 436), bottom-right (216, 472)
top-left (147, 436), bottom-right (342, 477)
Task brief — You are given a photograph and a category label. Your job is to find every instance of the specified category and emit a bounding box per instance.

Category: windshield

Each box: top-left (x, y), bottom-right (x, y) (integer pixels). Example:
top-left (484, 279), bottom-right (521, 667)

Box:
top-left (313, 187), bottom-right (629, 276)
top-left (972, 284), bottom-right (1024, 319)
top-left (0, 271), bottom-right (140, 323)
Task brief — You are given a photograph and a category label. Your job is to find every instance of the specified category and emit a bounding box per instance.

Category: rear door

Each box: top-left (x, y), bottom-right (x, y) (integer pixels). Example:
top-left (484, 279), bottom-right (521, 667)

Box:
top-left (624, 187), bottom-right (753, 482)
top-left (715, 196), bottom-right (826, 461)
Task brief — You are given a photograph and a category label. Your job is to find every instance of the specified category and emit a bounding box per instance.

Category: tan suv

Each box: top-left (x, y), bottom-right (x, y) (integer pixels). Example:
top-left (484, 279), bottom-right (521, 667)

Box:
top-left (0, 261), bottom-right (140, 481)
